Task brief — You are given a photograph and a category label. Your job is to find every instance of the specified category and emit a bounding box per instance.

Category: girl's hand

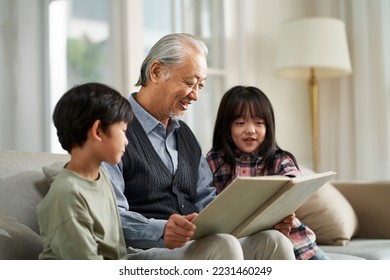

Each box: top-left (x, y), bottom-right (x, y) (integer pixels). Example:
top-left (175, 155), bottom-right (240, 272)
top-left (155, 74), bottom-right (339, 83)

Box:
top-left (273, 213), bottom-right (295, 237)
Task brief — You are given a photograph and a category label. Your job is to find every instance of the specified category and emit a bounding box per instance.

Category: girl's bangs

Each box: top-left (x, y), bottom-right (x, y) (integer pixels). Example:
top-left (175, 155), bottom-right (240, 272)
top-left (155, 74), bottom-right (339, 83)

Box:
top-left (233, 97), bottom-right (264, 119)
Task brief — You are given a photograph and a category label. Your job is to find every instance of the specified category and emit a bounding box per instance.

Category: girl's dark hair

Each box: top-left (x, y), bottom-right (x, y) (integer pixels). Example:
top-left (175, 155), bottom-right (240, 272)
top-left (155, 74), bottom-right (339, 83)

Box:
top-left (211, 85), bottom-right (299, 177)
top-left (53, 82), bottom-right (133, 153)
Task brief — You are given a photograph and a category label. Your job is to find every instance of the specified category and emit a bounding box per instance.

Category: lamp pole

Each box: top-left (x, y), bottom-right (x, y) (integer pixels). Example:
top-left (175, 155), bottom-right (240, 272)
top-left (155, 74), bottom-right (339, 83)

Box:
top-left (309, 68), bottom-right (319, 172)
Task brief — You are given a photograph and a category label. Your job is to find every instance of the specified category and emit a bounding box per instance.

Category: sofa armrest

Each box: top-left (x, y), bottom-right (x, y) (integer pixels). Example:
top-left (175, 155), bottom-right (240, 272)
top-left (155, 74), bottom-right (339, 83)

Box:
top-left (331, 180), bottom-right (390, 239)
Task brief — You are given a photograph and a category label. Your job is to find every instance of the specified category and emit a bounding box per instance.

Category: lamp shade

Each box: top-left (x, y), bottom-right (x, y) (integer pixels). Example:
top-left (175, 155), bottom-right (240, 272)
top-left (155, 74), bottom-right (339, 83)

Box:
top-left (275, 17), bottom-right (352, 79)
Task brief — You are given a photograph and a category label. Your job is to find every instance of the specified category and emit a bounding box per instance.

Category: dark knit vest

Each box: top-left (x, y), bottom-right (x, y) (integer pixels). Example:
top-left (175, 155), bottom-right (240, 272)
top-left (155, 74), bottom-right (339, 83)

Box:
top-left (122, 117), bottom-right (201, 219)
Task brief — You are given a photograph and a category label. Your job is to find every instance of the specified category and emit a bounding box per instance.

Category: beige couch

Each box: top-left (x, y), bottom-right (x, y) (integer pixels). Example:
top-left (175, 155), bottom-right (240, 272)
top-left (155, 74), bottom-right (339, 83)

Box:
top-left (317, 180), bottom-right (390, 259)
top-left (1, 149), bottom-right (389, 260)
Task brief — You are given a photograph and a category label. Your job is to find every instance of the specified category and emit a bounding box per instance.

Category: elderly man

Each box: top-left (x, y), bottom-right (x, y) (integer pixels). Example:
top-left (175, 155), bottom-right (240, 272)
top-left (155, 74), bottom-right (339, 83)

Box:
top-left (103, 33), bottom-right (295, 260)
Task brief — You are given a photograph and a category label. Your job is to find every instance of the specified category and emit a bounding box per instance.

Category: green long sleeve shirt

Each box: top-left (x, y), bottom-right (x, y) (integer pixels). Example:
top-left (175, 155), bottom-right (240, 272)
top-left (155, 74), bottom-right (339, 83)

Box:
top-left (37, 167), bottom-right (127, 260)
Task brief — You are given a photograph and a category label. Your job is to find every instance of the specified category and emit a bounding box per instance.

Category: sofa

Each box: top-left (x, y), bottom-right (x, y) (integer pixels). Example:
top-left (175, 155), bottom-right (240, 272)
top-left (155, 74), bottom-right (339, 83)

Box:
top-left (1, 149), bottom-right (390, 260)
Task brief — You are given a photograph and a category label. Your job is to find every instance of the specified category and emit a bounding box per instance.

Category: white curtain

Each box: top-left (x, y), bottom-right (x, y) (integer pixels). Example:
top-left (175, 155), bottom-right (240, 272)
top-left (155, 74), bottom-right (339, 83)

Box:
top-left (0, 0), bottom-right (48, 152)
top-left (315, 0), bottom-right (390, 180)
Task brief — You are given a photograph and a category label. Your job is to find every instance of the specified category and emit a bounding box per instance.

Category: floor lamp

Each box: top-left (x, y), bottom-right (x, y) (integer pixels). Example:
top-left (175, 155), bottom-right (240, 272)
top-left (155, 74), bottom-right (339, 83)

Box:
top-left (274, 17), bottom-right (352, 172)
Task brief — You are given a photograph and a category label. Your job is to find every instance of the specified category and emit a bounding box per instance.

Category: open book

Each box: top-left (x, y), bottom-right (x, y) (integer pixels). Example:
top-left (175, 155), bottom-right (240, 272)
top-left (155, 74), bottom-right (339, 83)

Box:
top-left (191, 171), bottom-right (336, 240)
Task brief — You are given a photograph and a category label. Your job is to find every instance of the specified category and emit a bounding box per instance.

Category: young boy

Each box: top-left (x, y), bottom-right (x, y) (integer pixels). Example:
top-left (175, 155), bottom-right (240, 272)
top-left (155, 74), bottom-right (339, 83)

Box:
top-left (37, 82), bottom-right (133, 259)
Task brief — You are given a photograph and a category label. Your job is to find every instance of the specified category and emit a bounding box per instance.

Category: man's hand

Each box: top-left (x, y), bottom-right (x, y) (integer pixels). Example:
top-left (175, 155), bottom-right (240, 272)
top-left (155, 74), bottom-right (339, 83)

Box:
top-left (163, 213), bottom-right (198, 249)
top-left (273, 213), bottom-right (295, 237)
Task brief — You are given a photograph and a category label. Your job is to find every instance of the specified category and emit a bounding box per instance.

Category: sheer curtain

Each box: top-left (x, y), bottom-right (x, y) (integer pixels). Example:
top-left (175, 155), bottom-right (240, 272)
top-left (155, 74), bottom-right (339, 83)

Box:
top-left (0, 0), bottom-right (48, 152)
top-left (315, 0), bottom-right (390, 180)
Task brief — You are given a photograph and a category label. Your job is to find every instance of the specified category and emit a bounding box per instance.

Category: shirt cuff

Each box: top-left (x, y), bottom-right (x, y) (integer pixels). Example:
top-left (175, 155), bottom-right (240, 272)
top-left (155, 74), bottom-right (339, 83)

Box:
top-left (126, 219), bottom-right (167, 249)
top-left (149, 218), bottom-right (167, 246)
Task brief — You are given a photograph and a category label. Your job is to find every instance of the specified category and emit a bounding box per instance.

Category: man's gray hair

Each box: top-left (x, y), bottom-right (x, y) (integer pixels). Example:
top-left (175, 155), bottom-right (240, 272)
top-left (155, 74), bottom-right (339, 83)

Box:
top-left (135, 33), bottom-right (208, 87)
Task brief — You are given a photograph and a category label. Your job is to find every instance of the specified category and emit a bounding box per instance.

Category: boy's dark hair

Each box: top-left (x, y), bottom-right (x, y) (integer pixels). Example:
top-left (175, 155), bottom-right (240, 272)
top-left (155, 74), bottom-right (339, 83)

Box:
top-left (53, 82), bottom-right (133, 153)
top-left (211, 85), bottom-right (299, 178)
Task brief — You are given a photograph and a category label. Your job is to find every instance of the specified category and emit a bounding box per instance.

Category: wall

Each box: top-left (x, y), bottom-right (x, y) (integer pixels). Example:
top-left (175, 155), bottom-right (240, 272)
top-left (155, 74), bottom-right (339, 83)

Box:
top-left (225, 0), bottom-right (315, 167)
top-left (1, 0), bottom-right (316, 168)
top-left (257, 0), bottom-right (315, 168)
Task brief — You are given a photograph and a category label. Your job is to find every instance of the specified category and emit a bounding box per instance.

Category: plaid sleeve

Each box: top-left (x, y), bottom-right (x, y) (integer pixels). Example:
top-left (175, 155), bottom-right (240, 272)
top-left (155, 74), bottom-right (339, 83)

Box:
top-left (276, 154), bottom-right (304, 178)
top-left (206, 150), bottom-right (233, 193)
top-left (289, 218), bottom-right (319, 260)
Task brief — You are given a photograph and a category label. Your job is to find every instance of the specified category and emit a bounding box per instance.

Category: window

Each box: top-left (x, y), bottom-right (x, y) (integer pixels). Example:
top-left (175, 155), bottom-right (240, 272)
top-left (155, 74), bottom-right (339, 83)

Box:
top-left (48, 0), bottom-right (226, 153)
top-left (48, 0), bottom-right (112, 152)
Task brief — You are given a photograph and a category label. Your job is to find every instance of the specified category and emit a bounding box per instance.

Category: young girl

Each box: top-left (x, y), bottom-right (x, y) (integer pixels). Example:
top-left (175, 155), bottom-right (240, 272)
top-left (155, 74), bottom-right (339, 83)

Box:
top-left (206, 85), bottom-right (329, 260)
top-left (37, 83), bottom-right (133, 259)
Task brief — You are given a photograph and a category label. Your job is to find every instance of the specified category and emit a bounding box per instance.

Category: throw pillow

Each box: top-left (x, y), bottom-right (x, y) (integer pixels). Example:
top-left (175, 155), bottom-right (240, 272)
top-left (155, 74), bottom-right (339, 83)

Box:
top-left (42, 162), bottom-right (65, 185)
top-left (295, 166), bottom-right (359, 245)
top-left (0, 214), bottom-right (43, 259)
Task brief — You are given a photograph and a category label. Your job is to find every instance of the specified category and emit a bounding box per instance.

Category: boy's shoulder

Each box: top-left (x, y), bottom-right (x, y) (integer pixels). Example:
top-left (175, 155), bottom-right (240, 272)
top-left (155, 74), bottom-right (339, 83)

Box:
top-left (48, 168), bottom-right (81, 195)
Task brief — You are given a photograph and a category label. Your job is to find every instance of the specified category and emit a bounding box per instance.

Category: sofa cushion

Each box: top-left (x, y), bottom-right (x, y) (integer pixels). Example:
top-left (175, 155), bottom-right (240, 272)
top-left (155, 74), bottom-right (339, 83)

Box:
top-left (0, 214), bottom-right (42, 259)
top-left (326, 253), bottom-right (365, 260)
top-left (296, 167), bottom-right (359, 245)
top-left (321, 239), bottom-right (390, 260)
top-left (0, 171), bottom-right (50, 234)
top-left (0, 150), bottom-right (69, 234)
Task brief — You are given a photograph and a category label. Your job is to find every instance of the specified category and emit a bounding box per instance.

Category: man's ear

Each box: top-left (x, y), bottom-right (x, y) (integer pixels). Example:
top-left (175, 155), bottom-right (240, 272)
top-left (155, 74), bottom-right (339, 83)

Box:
top-left (150, 61), bottom-right (163, 82)
top-left (90, 120), bottom-right (103, 142)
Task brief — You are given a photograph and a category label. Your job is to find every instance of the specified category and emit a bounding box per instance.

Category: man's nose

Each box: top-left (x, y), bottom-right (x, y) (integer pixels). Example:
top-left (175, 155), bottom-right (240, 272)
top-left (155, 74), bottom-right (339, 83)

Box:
top-left (188, 85), bottom-right (199, 101)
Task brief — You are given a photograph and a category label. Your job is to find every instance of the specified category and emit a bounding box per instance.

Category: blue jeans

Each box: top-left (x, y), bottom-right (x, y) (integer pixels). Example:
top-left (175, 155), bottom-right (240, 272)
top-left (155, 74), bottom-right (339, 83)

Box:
top-left (309, 248), bottom-right (331, 260)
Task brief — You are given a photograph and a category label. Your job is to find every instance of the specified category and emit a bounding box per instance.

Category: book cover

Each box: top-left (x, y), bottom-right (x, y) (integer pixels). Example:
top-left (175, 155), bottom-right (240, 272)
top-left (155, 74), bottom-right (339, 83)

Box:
top-left (191, 171), bottom-right (336, 240)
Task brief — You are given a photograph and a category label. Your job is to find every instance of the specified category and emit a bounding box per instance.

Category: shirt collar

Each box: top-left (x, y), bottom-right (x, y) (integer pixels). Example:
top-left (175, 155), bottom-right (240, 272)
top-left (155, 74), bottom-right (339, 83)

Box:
top-left (129, 92), bottom-right (181, 134)
top-left (234, 148), bottom-right (262, 162)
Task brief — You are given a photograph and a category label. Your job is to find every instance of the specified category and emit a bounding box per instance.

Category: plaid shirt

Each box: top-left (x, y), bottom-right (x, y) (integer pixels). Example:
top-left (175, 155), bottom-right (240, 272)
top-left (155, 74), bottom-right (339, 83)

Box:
top-left (206, 149), bottom-right (319, 260)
